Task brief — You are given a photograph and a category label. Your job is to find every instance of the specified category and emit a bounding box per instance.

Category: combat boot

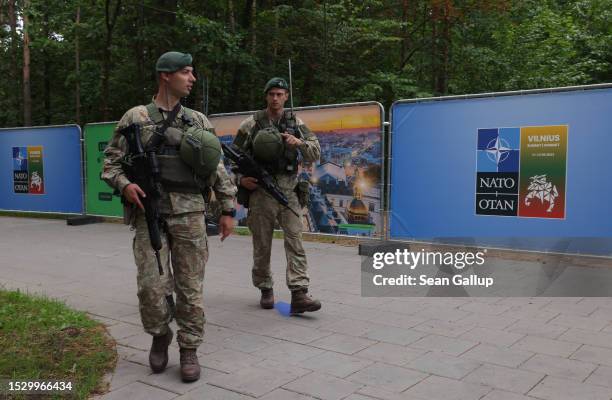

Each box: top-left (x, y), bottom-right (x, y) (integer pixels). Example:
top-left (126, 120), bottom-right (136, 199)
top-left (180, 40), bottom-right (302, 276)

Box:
top-left (290, 288), bottom-right (321, 314)
top-left (179, 348), bottom-right (201, 382)
top-left (149, 328), bottom-right (173, 373)
top-left (260, 288), bottom-right (274, 309)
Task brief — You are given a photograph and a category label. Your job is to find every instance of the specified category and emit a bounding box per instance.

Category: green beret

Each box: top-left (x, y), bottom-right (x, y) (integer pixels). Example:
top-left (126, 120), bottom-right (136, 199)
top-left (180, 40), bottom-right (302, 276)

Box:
top-left (263, 77), bottom-right (289, 94)
top-left (155, 51), bottom-right (192, 73)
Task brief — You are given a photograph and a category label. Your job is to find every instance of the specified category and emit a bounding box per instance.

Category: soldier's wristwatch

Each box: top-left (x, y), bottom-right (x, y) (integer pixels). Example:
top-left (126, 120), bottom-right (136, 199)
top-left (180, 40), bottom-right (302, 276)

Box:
top-left (221, 209), bottom-right (236, 218)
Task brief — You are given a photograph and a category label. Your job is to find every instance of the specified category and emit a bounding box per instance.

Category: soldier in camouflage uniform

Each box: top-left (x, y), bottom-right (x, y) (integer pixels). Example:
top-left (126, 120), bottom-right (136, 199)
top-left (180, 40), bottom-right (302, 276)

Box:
top-left (102, 52), bottom-right (237, 382)
top-left (233, 77), bottom-right (322, 313)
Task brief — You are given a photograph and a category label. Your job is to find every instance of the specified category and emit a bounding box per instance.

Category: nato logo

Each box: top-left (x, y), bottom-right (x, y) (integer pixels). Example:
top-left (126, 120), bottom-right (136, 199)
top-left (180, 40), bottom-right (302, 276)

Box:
top-left (476, 128), bottom-right (520, 216)
top-left (477, 128), bottom-right (519, 173)
top-left (13, 147), bottom-right (28, 171)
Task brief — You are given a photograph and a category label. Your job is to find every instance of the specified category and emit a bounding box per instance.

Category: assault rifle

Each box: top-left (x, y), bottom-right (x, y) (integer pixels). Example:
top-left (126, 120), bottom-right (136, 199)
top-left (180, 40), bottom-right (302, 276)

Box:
top-left (119, 123), bottom-right (176, 318)
top-left (222, 143), bottom-right (300, 218)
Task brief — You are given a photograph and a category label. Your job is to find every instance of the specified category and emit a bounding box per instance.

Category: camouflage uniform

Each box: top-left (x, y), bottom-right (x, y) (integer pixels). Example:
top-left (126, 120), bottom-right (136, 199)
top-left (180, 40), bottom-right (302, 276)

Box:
top-left (233, 113), bottom-right (320, 291)
top-left (102, 101), bottom-right (236, 349)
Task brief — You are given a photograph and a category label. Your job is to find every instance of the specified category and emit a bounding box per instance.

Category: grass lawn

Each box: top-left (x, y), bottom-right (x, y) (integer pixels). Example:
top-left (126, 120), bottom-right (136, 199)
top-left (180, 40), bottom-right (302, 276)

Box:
top-left (0, 290), bottom-right (117, 399)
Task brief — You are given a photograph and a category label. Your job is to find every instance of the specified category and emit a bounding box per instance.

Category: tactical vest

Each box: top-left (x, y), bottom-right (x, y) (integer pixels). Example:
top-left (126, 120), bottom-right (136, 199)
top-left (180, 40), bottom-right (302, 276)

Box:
top-left (144, 102), bottom-right (201, 193)
top-left (248, 110), bottom-right (308, 175)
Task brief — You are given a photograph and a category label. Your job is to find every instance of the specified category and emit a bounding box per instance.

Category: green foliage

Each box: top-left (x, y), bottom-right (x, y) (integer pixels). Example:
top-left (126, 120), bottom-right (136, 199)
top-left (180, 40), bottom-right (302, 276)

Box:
top-left (451, 0), bottom-right (611, 93)
top-left (0, 0), bottom-right (609, 127)
top-left (0, 289), bottom-right (116, 399)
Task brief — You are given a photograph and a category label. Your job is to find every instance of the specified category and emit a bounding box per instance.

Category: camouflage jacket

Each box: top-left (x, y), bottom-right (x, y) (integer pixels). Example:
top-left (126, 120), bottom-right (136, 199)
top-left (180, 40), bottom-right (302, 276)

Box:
top-left (232, 112), bottom-right (320, 191)
top-left (102, 101), bottom-right (237, 216)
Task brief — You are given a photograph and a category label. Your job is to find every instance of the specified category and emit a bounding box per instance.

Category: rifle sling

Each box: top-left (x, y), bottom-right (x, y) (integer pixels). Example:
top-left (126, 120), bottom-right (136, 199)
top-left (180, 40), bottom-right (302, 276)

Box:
top-left (145, 102), bottom-right (182, 151)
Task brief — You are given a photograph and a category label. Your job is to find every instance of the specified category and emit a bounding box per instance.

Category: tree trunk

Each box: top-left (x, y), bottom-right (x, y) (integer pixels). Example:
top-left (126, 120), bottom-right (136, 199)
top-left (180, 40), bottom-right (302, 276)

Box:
top-left (418, 0), bottom-right (427, 84)
top-left (23, 0), bottom-right (32, 126)
top-left (248, 0), bottom-right (257, 108)
top-left (250, 0), bottom-right (257, 52)
top-left (219, 0), bottom-right (236, 109)
top-left (227, 0), bottom-right (235, 32)
top-left (75, 5), bottom-right (81, 125)
top-left (431, 2), bottom-right (438, 93)
top-left (436, 0), bottom-right (451, 94)
top-left (323, 0), bottom-right (327, 64)
top-left (8, 0), bottom-right (17, 69)
top-left (43, 3), bottom-right (51, 124)
top-left (9, 0), bottom-right (19, 123)
top-left (273, 6), bottom-right (279, 61)
top-left (230, 0), bottom-right (255, 110)
top-left (400, 0), bottom-right (408, 70)
top-left (137, 1), bottom-right (145, 102)
top-left (102, 0), bottom-right (121, 120)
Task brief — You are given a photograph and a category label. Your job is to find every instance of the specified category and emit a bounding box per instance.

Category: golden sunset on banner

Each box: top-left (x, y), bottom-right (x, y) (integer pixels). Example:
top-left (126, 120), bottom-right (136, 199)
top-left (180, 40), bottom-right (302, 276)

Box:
top-left (210, 103), bottom-right (384, 237)
top-left (212, 104), bottom-right (382, 137)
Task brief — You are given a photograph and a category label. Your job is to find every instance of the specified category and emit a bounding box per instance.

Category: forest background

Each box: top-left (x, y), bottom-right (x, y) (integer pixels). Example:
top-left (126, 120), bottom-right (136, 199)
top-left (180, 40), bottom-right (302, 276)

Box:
top-left (0, 0), bottom-right (610, 127)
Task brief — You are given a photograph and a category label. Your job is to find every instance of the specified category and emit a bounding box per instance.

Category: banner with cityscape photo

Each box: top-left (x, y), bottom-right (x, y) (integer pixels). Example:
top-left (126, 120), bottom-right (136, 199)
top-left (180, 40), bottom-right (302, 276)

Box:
top-left (210, 102), bottom-right (384, 237)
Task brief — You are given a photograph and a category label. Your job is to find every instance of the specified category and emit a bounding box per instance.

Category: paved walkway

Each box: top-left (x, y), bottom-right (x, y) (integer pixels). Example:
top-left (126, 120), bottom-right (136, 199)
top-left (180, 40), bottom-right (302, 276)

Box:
top-left (1, 216), bottom-right (612, 400)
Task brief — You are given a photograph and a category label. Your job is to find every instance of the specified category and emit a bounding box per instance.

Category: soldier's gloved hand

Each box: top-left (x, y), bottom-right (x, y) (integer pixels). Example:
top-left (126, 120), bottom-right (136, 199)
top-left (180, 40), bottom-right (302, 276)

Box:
top-left (123, 183), bottom-right (146, 211)
top-left (282, 133), bottom-right (303, 148)
top-left (240, 177), bottom-right (259, 191)
top-left (219, 215), bottom-right (235, 242)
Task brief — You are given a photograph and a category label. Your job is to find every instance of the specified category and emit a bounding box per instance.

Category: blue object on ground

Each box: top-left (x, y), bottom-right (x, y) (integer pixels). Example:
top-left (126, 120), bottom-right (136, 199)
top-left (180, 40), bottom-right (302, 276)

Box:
top-left (274, 301), bottom-right (291, 317)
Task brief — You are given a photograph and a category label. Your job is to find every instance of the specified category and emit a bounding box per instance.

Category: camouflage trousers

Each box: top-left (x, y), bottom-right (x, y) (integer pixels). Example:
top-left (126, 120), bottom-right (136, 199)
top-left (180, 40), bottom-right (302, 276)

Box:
top-left (247, 187), bottom-right (309, 291)
top-left (133, 211), bottom-right (207, 349)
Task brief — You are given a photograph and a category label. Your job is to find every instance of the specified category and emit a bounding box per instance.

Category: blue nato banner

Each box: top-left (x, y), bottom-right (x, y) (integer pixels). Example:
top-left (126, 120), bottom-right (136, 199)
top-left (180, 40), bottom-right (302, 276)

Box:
top-left (389, 86), bottom-right (612, 255)
top-left (0, 125), bottom-right (83, 213)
